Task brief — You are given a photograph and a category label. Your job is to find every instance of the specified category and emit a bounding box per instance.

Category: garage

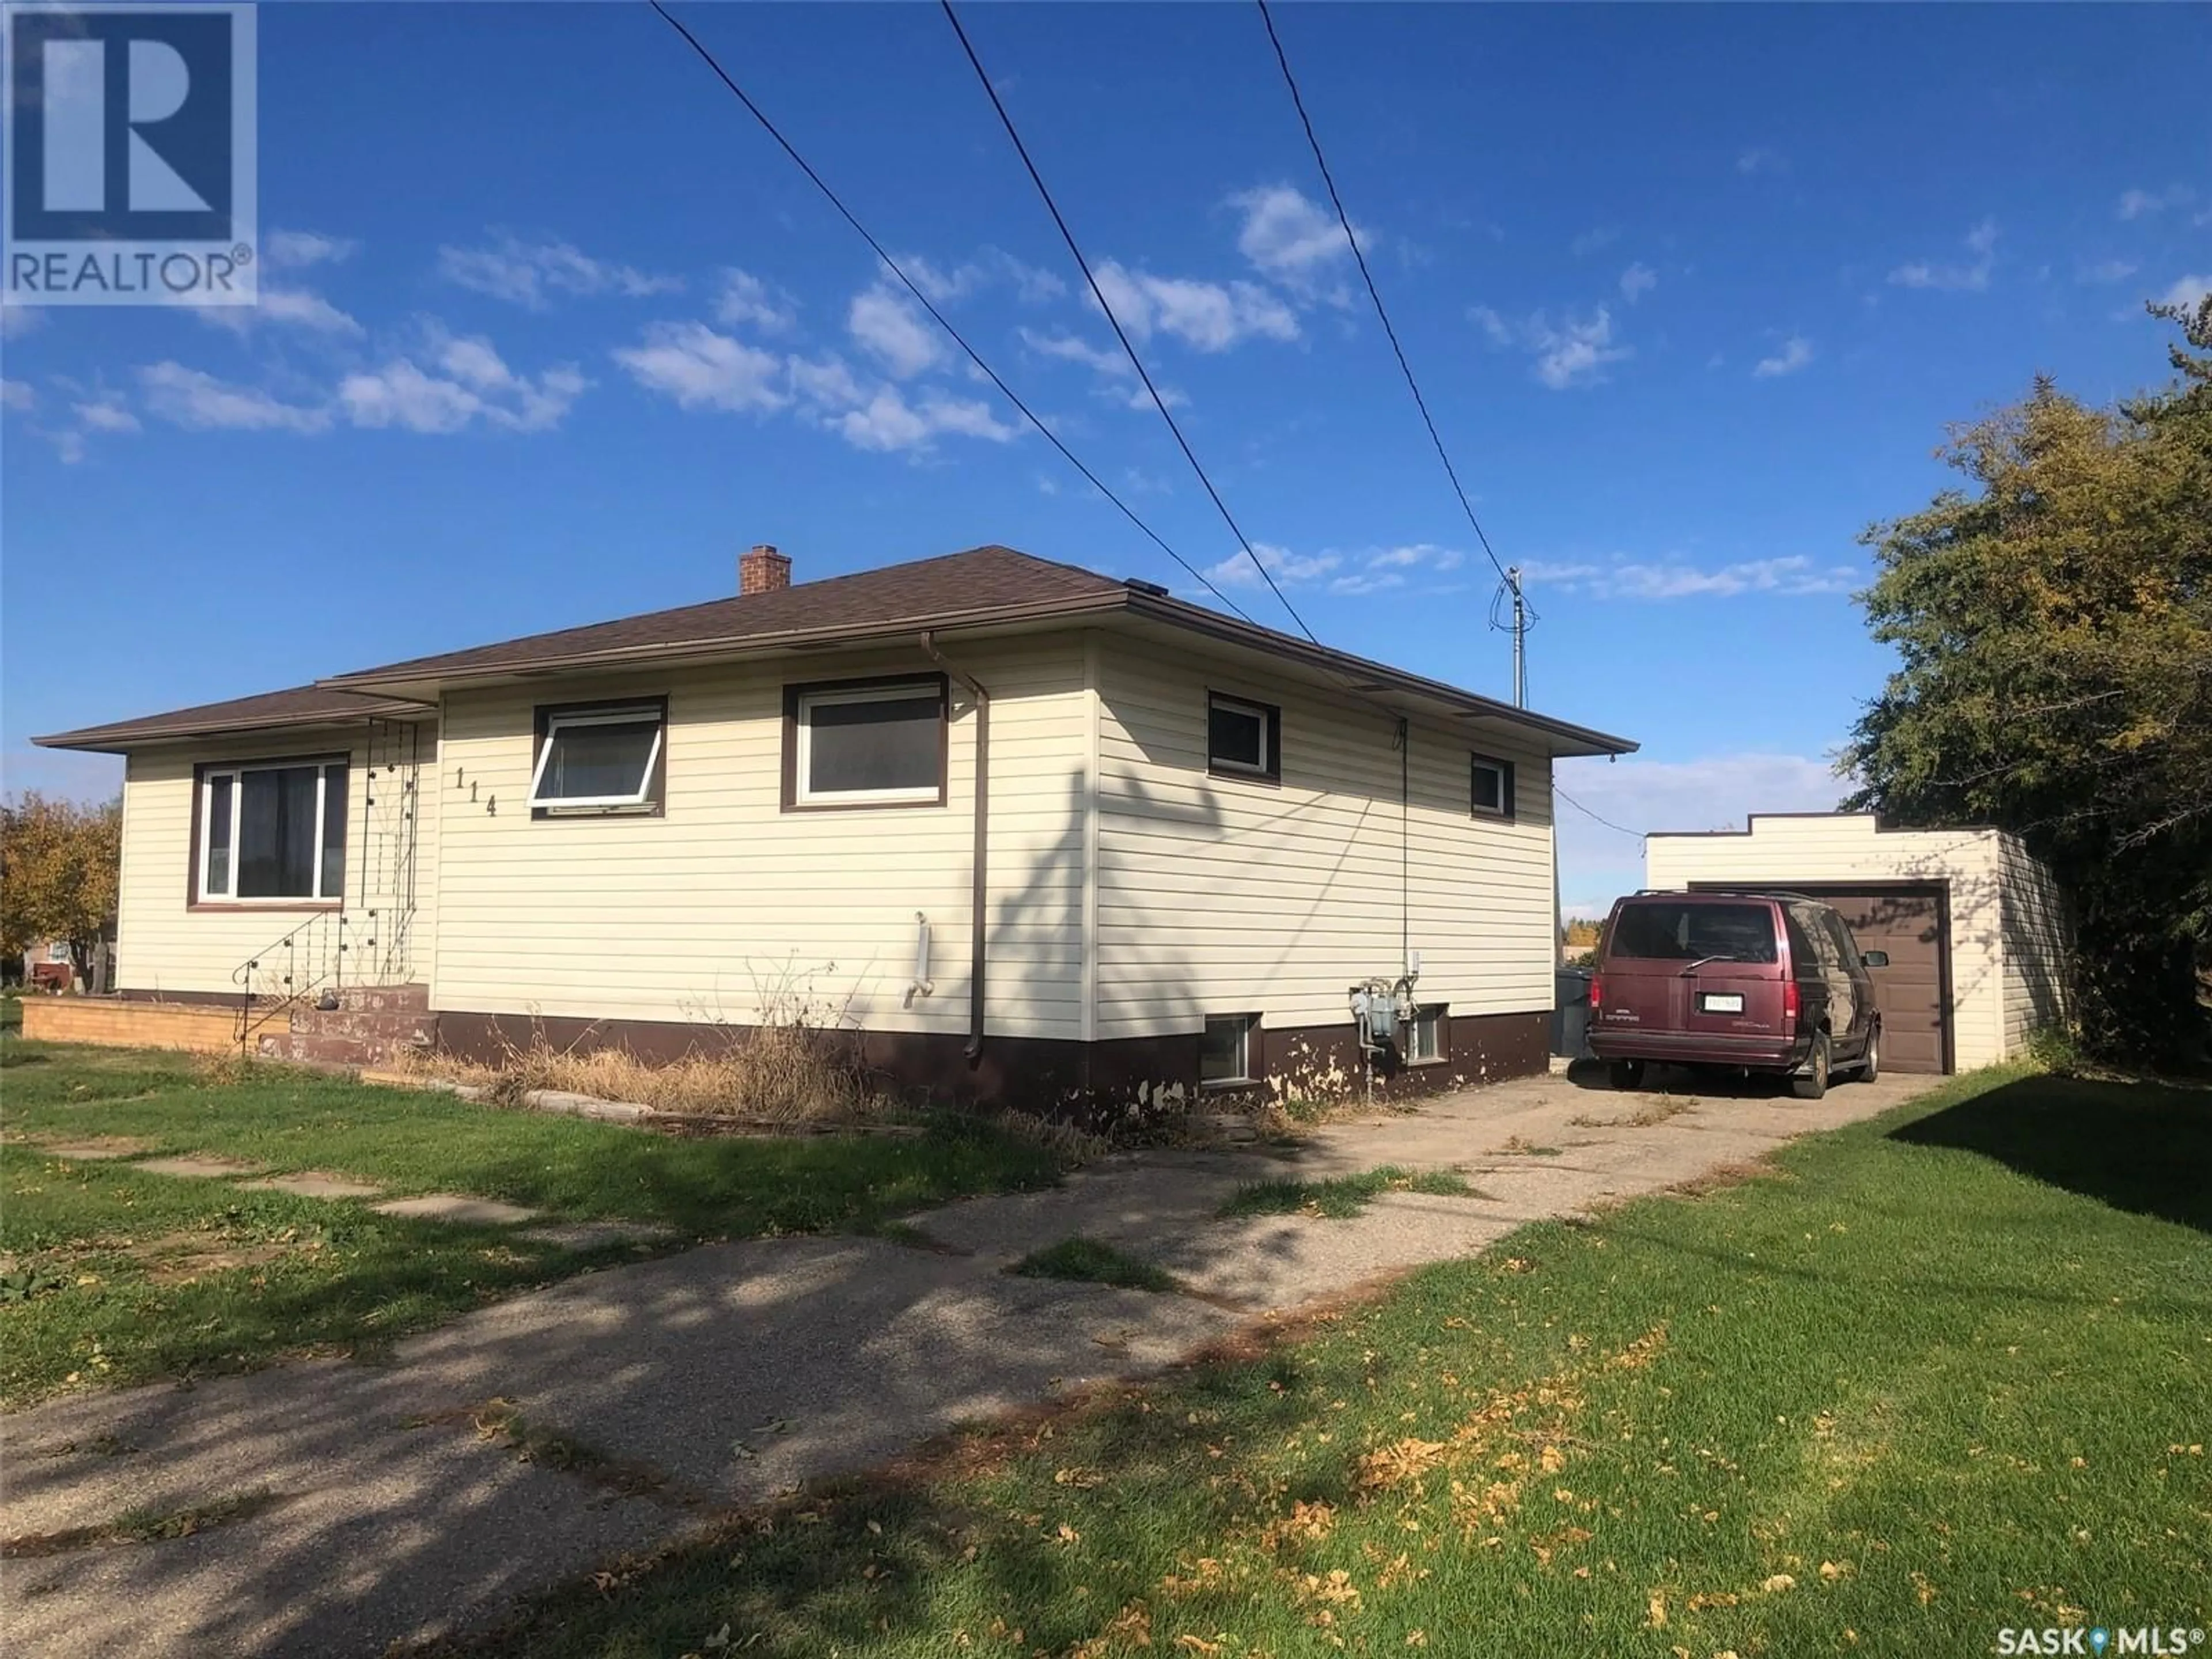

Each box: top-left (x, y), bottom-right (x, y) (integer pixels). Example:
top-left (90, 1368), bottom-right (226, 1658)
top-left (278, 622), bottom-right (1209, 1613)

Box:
top-left (1692, 882), bottom-right (1949, 1073)
top-left (1643, 813), bottom-right (2071, 1074)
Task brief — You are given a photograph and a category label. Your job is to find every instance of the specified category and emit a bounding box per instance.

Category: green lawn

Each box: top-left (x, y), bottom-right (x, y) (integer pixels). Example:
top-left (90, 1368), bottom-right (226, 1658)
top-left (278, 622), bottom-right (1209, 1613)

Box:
top-left (443, 1065), bottom-right (2211, 1658)
top-left (0, 1041), bottom-right (1065, 1407)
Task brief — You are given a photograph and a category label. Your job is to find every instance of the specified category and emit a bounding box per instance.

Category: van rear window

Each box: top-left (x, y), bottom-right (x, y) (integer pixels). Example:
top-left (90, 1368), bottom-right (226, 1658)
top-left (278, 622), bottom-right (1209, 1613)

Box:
top-left (1608, 902), bottom-right (1779, 963)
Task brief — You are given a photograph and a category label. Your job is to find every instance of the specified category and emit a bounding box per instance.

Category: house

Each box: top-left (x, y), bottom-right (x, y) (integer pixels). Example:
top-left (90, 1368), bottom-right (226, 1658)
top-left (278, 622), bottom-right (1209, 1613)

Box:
top-left (22, 938), bottom-right (77, 992)
top-left (33, 544), bottom-right (1638, 1115)
top-left (1644, 812), bottom-right (2072, 1074)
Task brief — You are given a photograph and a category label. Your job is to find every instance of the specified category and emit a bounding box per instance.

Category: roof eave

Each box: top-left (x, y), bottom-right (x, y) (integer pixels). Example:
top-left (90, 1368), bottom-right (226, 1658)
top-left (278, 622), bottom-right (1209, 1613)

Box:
top-left (33, 698), bottom-right (436, 755)
top-left (1120, 592), bottom-right (1639, 758)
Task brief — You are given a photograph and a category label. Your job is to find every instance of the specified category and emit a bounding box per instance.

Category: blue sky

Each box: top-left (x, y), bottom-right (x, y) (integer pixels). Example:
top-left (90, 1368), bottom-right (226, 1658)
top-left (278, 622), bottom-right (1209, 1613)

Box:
top-left (3, 2), bottom-right (2207, 914)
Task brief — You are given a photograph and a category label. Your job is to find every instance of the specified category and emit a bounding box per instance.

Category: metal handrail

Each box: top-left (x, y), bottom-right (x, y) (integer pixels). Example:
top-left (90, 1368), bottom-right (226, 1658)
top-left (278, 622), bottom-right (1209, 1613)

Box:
top-left (232, 910), bottom-right (348, 1051)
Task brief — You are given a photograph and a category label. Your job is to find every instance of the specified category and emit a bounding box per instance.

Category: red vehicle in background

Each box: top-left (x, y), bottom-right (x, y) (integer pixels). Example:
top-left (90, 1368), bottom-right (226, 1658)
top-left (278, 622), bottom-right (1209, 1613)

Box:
top-left (1586, 891), bottom-right (1887, 1099)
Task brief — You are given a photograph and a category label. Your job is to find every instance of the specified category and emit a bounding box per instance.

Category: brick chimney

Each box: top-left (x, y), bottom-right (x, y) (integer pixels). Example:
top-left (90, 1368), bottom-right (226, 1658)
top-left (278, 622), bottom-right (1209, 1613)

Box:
top-left (739, 543), bottom-right (791, 595)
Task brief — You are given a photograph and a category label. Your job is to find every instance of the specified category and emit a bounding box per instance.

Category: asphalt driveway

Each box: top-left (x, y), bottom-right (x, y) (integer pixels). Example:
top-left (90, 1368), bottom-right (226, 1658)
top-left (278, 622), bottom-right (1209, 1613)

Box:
top-left (1, 1061), bottom-right (1936, 1657)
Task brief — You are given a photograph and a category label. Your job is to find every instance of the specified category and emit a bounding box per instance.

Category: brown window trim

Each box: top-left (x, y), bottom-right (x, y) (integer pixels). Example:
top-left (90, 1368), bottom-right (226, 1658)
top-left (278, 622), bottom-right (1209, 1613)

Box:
top-left (781, 672), bottom-right (950, 813)
top-left (530, 696), bottom-right (669, 821)
top-left (1207, 690), bottom-right (1282, 786)
top-left (1471, 752), bottom-right (1517, 821)
top-left (189, 753), bottom-right (350, 910)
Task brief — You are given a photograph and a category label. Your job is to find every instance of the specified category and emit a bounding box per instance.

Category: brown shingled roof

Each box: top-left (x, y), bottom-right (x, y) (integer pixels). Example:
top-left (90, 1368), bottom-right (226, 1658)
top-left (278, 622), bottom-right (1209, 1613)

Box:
top-left (33, 684), bottom-right (434, 753)
top-left (323, 544), bottom-right (1126, 687)
top-left (35, 545), bottom-right (1639, 759)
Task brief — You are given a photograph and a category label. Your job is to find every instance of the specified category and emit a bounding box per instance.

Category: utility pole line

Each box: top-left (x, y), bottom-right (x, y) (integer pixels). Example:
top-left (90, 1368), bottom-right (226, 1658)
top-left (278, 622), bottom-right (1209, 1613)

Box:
top-left (1508, 565), bottom-right (1528, 709)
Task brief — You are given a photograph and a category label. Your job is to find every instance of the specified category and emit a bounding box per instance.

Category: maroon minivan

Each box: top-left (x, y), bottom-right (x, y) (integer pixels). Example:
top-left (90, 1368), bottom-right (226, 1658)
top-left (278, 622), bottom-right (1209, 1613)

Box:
top-left (1586, 891), bottom-right (1887, 1098)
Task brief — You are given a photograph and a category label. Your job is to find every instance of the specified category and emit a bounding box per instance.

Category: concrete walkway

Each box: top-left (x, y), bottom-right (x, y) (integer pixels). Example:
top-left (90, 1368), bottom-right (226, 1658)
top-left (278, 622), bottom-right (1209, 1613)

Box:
top-left (1, 1065), bottom-right (1936, 1657)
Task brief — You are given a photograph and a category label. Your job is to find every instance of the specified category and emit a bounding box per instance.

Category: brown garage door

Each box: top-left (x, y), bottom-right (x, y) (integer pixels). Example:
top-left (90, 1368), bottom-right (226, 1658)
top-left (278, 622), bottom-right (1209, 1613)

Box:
top-left (1691, 883), bottom-right (1950, 1073)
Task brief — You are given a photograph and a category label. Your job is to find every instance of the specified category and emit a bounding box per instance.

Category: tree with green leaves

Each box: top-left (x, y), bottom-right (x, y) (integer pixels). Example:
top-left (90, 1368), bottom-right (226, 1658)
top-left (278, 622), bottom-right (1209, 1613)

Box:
top-left (1843, 297), bottom-right (2211, 1064)
top-left (0, 793), bottom-right (123, 988)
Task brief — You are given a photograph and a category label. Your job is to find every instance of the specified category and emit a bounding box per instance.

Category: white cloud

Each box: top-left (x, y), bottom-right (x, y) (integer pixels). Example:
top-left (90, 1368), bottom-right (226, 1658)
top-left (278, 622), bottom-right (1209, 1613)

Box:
top-left (1736, 147), bottom-right (1786, 176)
top-left (994, 251), bottom-right (1067, 304)
top-left (616, 315), bottom-right (1020, 457)
top-left (1524, 552), bottom-right (1857, 599)
top-left (847, 283), bottom-right (944, 378)
top-left (1888, 218), bottom-right (1998, 292)
top-left (1021, 327), bottom-right (1125, 376)
top-left (1471, 305), bottom-right (1631, 390)
top-left (1205, 539), bottom-right (1463, 596)
top-left (2161, 274), bottom-right (2212, 312)
top-left (714, 268), bottom-right (797, 333)
top-left (1, 379), bottom-right (33, 412)
top-left (887, 247), bottom-right (1063, 306)
top-left (786, 354), bottom-right (866, 411)
top-left (1570, 225), bottom-right (1620, 257)
top-left (73, 396), bottom-right (138, 433)
top-left (1090, 260), bottom-right (1299, 351)
top-left (1752, 335), bottom-right (1814, 378)
top-left (1228, 184), bottom-right (1364, 293)
top-left (891, 253), bottom-right (985, 304)
top-left (1, 306), bottom-right (46, 340)
top-left (1018, 325), bottom-right (1183, 410)
top-left (2118, 185), bottom-right (2195, 221)
top-left (139, 363), bottom-right (334, 433)
top-left (1553, 750), bottom-right (1846, 914)
top-left (264, 229), bottom-right (358, 268)
top-left (613, 321), bottom-right (787, 413)
top-left (339, 335), bottom-right (585, 434)
top-left (1619, 262), bottom-right (1657, 303)
top-left (828, 386), bottom-right (1018, 453)
top-left (437, 234), bottom-right (681, 308)
top-left (2078, 259), bottom-right (2139, 285)
top-left (198, 286), bottom-right (363, 336)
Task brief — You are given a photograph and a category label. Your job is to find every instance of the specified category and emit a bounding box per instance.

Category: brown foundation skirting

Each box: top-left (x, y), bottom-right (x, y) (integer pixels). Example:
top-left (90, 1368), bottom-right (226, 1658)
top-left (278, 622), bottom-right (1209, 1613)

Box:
top-left (432, 1007), bottom-right (1551, 1127)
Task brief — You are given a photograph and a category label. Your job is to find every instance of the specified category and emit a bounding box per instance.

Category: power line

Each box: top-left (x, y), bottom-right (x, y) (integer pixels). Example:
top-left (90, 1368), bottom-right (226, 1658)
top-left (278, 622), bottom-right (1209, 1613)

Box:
top-left (1555, 785), bottom-right (1645, 843)
top-left (645, 0), bottom-right (1258, 625)
top-left (938, 0), bottom-right (1321, 647)
top-left (1255, 0), bottom-right (1513, 592)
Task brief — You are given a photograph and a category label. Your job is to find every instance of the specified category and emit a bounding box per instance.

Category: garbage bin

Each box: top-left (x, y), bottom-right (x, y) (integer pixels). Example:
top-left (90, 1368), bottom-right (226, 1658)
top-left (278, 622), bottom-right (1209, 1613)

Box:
top-left (1552, 968), bottom-right (1593, 1059)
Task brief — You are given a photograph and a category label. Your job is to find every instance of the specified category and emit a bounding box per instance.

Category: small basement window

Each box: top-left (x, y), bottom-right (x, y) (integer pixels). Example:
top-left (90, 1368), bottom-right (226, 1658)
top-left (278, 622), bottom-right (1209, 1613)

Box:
top-left (1471, 753), bottom-right (1515, 820)
top-left (198, 759), bottom-right (348, 902)
top-left (1200, 1013), bottom-right (1259, 1084)
top-left (531, 703), bottom-right (665, 813)
top-left (1407, 1004), bottom-right (1446, 1064)
top-left (789, 678), bottom-right (946, 808)
top-left (1207, 692), bottom-right (1281, 782)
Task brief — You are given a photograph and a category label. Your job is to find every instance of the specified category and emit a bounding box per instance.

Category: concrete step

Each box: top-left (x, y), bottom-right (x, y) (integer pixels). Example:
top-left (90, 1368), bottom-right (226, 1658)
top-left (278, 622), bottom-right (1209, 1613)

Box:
top-left (256, 1035), bottom-right (433, 1070)
top-left (287, 1007), bottom-right (438, 1045)
top-left (328, 982), bottom-right (430, 1014)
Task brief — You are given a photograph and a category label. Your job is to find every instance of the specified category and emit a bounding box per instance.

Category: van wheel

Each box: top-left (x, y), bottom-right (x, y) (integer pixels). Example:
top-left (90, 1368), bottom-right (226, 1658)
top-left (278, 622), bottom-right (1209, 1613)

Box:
top-left (1857, 1027), bottom-right (1880, 1082)
top-left (1608, 1059), bottom-right (1645, 1090)
top-left (1790, 1033), bottom-right (1831, 1100)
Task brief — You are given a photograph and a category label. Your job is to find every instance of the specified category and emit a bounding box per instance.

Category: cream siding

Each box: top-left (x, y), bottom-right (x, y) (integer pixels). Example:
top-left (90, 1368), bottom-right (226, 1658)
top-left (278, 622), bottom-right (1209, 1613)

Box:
top-left (1997, 835), bottom-right (2071, 1051)
top-left (1643, 813), bottom-right (2070, 1070)
top-left (1093, 636), bottom-right (1556, 1042)
top-left (428, 639), bottom-right (1086, 1039)
top-left (113, 721), bottom-right (437, 998)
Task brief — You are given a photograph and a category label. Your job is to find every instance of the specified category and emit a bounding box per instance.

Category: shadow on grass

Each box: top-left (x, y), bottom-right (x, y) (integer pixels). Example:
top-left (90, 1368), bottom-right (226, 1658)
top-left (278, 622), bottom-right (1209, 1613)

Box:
top-left (1888, 1073), bottom-right (2212, 1233)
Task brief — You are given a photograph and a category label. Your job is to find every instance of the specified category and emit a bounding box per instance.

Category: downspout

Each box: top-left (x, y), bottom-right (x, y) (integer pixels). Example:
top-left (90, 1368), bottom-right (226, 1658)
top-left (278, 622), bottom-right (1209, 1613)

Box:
top-left (921, 632), bottom-right (990, 1062)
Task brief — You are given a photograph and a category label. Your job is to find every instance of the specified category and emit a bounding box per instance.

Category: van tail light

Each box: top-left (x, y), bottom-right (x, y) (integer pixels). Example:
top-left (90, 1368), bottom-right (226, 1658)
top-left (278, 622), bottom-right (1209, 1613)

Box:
top-left (1782, 978), bottom-right (1801, 1027)
top-left (1588, 973), bottom-right (1604, 1013)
